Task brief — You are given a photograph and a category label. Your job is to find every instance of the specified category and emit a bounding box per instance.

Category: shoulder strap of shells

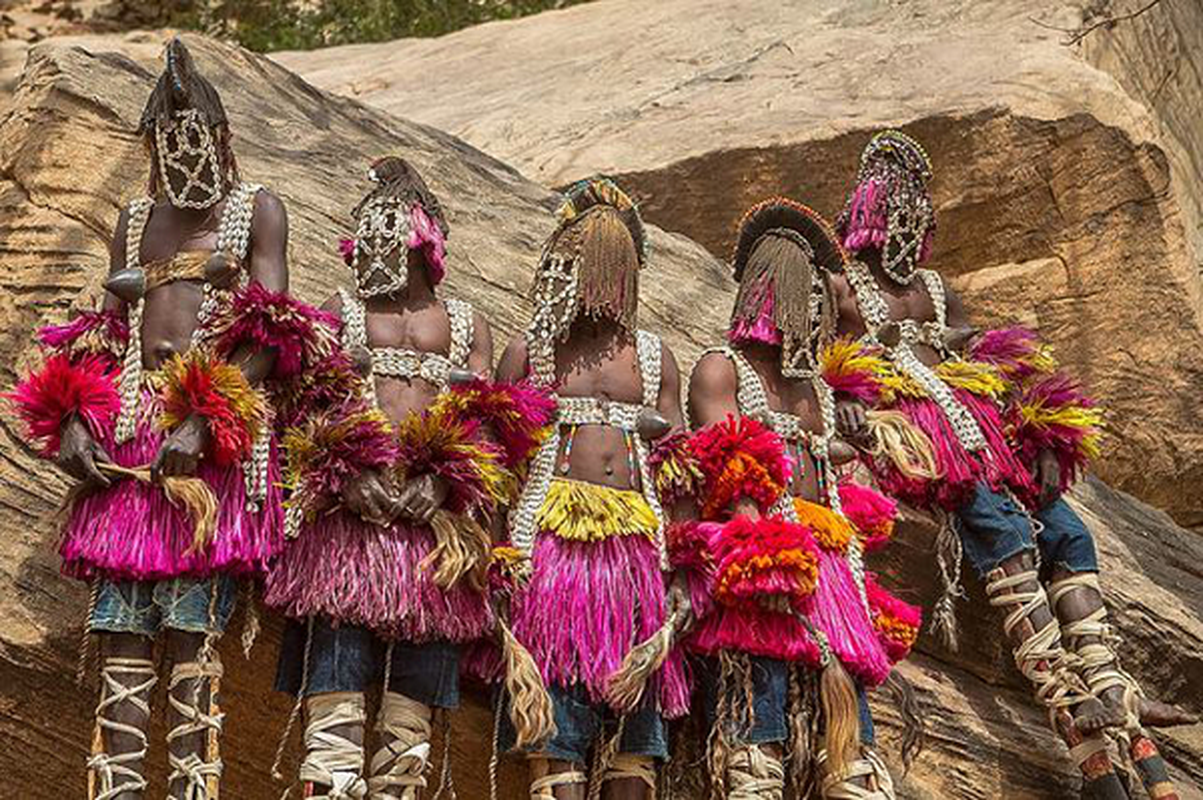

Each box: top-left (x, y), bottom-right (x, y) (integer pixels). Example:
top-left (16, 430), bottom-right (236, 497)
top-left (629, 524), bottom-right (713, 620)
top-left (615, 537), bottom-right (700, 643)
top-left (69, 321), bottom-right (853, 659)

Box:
top-left (216, 183), bottom-right (263, 266)
top-left (635, 330), bottom-right (662, 409)
top-left (112, 198), bottom-right (156, 444)
top-left (918, 268), bottom-right (947, 330)
top-left (445, 298), bottom-right (475, 370)
top-left (337, 287), bottom-right (368, 353)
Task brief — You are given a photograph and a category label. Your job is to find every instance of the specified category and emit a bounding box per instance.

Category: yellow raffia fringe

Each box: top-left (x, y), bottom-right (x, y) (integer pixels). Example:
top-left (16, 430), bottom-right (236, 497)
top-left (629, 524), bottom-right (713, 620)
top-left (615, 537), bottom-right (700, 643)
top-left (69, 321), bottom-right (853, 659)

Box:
top-left (876, 358), bottom-right (1008, 401)
top-left (793, 498), bottom-right (856, 554)
top-left (281, 406), bottom-right (392, 489)
top-left (537, 478), bottom-right (658, 542)
top-left (820, 338), bottom-right (891, 383)
top-left (1019, 403), bottom-right (1105, 459)
top-left (393, 407), bottom-right (509, 508)
top-left (654, 447), bottom-right (703, 500)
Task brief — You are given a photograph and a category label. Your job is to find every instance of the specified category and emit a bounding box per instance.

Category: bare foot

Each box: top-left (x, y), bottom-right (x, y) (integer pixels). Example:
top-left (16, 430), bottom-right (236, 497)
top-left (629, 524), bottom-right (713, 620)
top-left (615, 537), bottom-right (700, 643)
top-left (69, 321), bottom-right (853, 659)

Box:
top-left (1136, 696), bottom-right (1199, 729)
top-left (1075, 696), bottom-right (1127, 734)
top-left (1079, 689), bottom-right (1199, 734)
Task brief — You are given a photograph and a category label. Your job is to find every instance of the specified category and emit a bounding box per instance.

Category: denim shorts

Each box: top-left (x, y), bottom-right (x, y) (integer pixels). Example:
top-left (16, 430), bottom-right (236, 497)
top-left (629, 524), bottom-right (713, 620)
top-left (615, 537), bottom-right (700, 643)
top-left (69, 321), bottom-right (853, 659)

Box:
top-left (88, 575), bottom-right (237, 637)
top-left (498, 683), bottom-right (669, 763)
top-left (274, 617), bottom-right (461, 709)
top-left (956, 483), bottom-right (1098, 577)
top-left (696, 656), bottom-right (876, 747)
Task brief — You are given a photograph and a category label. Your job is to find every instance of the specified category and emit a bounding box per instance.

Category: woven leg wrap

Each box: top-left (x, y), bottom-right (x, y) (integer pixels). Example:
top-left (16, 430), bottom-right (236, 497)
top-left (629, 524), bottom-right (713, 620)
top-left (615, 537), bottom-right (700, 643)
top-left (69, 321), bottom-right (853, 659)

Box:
top-left (529, 756), bottom-right (587, 799)
top-left (167, 657), bottom-right (226, 799)
top-left (1049, 573), bottom-right (1143, 730)
top-left (300, 692), bottom-right (368, 799)
top-left (727, 745), bottom-right (784, 800)
top-left (985, 569), bottom-right (1094, 719)
top-left (602, 753), bottom-right (656, 790)
top-left (368, 692), bottom-right (432, 799)
top-left (817, 748), bottom-right (896, 800)
top-left (88, 656), bottom-right (157, 800)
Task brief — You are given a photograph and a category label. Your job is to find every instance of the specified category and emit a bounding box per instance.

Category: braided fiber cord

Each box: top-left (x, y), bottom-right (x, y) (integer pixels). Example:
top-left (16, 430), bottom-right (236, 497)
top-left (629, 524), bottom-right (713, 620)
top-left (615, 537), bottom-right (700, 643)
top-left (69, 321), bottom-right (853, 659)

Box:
top-left (601, 753), bottom-right (657, 790)
top-left (985, 569), bottom-right (1093, 718)
top-left (167, 657), bottom-right (226, 797)
top-left (529, 757), bottom-right (586, 799)
top-left (817, 748), bottom-right (896, 799)
top-left (1049, 573), bottom-right (1144, 730)
top-left (88, 657), bottom-right (157, 800)
top-left (728, 745), bottom-right (785, 800)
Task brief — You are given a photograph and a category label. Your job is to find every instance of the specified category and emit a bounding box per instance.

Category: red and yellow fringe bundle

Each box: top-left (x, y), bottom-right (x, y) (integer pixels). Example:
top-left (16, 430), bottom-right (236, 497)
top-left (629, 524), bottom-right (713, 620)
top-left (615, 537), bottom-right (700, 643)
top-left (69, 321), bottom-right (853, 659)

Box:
top-left (159, 351), bottom-right (267, 466)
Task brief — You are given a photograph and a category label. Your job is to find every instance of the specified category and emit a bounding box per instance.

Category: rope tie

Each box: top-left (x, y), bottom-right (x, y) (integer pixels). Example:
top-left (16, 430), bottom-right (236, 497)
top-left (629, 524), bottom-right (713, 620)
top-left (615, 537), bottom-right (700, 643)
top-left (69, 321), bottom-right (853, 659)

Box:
top-left (89, 657), bottom-right (157, 800)
top-left (529, 757), bottom-right (587, 800)
top-left (368, 692), bottom-right (433, 799)
top-left (985, 570), bottom-right (1092, 717)
top-left (299, 692), bottom-right (368, 799)
top-left (930, 511), bottom-right (967, 651)
top-left (1049, 574), bottom-right (1143, 730)
top-left (430, 710), bottom-right (457, 800)
top-left (727, 745), bottom-right (785, 800)
top-left (817, 748), bottom-right (896, 799)
top-left (601, 753), bottom-right (656, 790)
top-left (587, 717), bottom-right (627, 800)
top-left (273, 615), bottom-right (315, 789)
top-left (167, 658), bottom-right (225, 798)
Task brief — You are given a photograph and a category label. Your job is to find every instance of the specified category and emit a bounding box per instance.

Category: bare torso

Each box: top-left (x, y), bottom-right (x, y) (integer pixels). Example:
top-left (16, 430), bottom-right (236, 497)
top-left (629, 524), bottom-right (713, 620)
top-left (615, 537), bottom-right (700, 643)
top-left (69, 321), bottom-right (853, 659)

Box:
top-left (365, 297), bottom-right (458, 423)
top-left (497, 319), bottom-right (683, 493)
top-left (131, 200), bottom-right (226, 369)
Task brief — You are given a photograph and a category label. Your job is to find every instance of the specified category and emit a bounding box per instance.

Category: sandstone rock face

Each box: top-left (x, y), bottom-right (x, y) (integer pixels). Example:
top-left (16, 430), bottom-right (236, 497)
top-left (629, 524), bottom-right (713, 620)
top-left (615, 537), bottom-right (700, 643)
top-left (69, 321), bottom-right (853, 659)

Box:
top-left (1, 29), bottom-right (1201, 800)
top-left (277, 0), bottom-right (1203, 531)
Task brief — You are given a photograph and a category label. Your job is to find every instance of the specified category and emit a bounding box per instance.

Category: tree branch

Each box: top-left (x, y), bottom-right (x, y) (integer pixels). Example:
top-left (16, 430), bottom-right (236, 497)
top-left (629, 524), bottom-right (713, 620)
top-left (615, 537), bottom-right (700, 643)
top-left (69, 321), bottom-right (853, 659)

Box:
top-left (1030, 0), bottom-right (1166, 46)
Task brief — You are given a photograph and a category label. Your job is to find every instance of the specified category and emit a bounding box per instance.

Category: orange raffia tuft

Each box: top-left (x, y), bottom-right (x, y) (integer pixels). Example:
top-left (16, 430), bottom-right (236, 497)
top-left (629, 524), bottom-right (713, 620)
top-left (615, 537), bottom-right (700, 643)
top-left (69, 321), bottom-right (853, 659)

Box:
top-left (792, 497), bottom-right (856, 554)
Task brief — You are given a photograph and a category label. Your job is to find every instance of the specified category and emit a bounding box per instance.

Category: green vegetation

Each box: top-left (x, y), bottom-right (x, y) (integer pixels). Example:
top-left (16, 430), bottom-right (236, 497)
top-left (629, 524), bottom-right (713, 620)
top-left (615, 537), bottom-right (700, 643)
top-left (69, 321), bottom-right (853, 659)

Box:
top-left (167, 0), bottom-right (593, 52)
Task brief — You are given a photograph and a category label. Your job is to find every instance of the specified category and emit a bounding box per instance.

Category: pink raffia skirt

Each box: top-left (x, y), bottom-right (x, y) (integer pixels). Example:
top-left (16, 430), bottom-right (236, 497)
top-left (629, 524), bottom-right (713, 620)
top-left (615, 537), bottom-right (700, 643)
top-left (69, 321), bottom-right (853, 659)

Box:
top-left (59, 392), bottom-right (281, 582)
top-left (506, 480), bottom-right (690, 718)
top-left (874, 390), bottom-right (1034, 511)
top-left (264, 509), bottom-right (492, 643)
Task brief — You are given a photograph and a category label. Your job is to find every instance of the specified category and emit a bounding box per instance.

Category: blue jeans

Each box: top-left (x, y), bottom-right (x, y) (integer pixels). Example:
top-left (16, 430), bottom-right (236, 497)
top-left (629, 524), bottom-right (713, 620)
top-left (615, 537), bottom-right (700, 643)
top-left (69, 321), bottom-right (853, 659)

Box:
top-left (498, 683), bottom-right (669, 763)
top-left (89, 576), bottom-right (237, 636)
top-left (696, 656), bottom-right (876, 746)
top-left (956, 483), bottom-right (1099, 577)
top-left (274, 617), bottom-right (461, 709)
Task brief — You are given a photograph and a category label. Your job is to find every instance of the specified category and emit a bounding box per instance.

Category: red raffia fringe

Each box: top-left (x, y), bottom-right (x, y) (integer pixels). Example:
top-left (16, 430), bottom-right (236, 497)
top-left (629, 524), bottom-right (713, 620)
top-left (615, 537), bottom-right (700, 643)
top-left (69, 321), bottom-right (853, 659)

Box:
top-left (691, 415), bottom-right (791, 517)
top-left (7, 353), bottom-right (120, 457)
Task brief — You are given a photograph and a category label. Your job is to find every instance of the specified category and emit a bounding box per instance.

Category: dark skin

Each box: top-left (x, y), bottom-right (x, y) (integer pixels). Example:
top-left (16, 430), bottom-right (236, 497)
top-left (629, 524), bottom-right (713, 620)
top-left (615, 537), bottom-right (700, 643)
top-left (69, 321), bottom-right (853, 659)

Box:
top-left (831, 247), bottom-right (1195, 733)
top-left (495, 315), bottom-right (685, 800)
top-left (314, 248), bottom-right (492, 797)
top-left (57, 145), bottom-right (288, 800)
